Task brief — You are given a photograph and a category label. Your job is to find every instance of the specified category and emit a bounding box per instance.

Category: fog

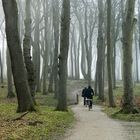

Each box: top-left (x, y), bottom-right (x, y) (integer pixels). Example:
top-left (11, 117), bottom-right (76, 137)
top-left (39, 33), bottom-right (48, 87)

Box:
top-left (0, 0), bottom-right (140, 82)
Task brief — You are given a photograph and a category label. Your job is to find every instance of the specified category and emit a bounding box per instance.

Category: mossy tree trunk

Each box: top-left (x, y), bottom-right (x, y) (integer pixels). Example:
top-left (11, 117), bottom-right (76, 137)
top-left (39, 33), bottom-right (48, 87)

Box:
top-left (122, 0), bottom-right (136, 113)
top-left (7, 49), bottom-right (15, 98)
top-left (107, 0), bottom-right (116, 107)
top-left (23, 0), bottom-right (36, 104)
top-left (56, 0), bottom-right (70, 111)
top-left (2, 0), bottom-right (35, 112)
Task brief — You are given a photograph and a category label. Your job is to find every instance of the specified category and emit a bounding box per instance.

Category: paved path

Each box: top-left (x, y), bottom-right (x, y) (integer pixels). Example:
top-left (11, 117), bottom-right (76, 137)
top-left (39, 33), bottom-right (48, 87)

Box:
top-left (64, 101), bottom-right (126, 140)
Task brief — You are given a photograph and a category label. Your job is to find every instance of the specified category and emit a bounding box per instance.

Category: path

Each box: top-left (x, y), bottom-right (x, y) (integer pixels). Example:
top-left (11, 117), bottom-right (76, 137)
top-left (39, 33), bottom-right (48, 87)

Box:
top-left (64, 101), bottom-right (126, 140)
top-left (64, 87), bottom-right (140, 140)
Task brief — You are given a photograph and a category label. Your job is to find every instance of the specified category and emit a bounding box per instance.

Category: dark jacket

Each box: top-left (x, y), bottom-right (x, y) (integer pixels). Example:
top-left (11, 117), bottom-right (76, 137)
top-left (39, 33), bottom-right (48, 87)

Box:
top-left (82, 87), bottom-right (87, 97)
top-left (85, 86), bottom-right (94, 99)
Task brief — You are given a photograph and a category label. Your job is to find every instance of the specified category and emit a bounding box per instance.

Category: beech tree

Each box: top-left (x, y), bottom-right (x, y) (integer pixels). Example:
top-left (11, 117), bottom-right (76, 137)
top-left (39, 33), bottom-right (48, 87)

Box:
top-left (121, 0), bottom-right (136, 113)
top-left (56, 0), bottom-right (70, 111)
top-left (23, 0), bottom-right (36, 104)
top-left (2, 0), bottom-right (35, 112)
top-left (107, 0), bottom-right (116, 107)
top-left (7, 49), bottom-right (15, 98)
top-left (96, 0), bottom-right (105, 101)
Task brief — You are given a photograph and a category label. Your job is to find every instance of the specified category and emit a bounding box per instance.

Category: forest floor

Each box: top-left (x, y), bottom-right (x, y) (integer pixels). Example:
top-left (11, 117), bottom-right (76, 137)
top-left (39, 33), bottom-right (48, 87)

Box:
top-left (0, 80), bottom-right (140, 140)
top-left (63, 93), bottom-right (140, 140)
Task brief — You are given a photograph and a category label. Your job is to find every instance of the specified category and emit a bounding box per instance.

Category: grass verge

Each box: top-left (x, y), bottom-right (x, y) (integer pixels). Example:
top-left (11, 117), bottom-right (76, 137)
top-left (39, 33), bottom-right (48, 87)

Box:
top-left (0, 103), bottom-right (74, 140)
top-left (94, 83), bottom-right (140, 122)
top-left (103, 107), bottom-right (140, 122)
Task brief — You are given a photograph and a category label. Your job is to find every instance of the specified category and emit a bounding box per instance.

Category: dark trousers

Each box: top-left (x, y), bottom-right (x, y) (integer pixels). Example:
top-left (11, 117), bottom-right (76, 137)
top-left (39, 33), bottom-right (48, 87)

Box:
top-left (84, 97), bottom-right (86, 105)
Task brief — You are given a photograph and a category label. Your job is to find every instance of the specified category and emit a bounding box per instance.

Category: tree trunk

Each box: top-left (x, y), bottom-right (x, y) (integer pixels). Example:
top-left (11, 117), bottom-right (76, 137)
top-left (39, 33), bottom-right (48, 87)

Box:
top-left (48, 52), bottom-right (54, 93)
top-left (56, 0), bottom-right (70, 111)
top-left (122, 0), bottom-right (136, 113)
top-left (33, 1), bottom-right (41, 92)
top-left (2, 0), bottom-right (35, 112)
top-left (42, 0), bottom-right (49, 95)
top-left (7, 49), bottom-right (15, 98)
top-left (23, 0), bottom-right (36, 104)
top-left (135, 33), bottom-right (139, 83)
top-left (96, 0), bottom-right (104, 101)
top-left (52, 0), bottom-right (59, 98)
top-left (107, 0), bottom-right (115, 107)
top-left (70, 34), bottom-right (74, 78)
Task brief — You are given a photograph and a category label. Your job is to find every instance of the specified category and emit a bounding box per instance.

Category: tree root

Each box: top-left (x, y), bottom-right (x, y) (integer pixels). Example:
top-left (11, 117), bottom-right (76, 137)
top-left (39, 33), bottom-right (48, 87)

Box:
top-left (11, 111), bottom-right (29, 121)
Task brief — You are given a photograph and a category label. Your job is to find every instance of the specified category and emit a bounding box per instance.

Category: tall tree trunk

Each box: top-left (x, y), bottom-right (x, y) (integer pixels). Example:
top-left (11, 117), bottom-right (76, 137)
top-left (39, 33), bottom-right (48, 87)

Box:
top-left (135, 33), bottom-right (139, 83)
top-left (84, 5), bottom-right (91, 85)
top-left (112, 8), bottom-right (116, 89)
top-left (7, 49), bottom-right (15, 98)
top-left (122, 0), bottom-right (136, 113)
top-left (42, 0), bottom-right (49, 95)
top-left (96, 0), bottom-right (104, 101)
top-left (52, 0), bottom-right (59, 98)
top-left (77, 35), bottom-right (80, 79)
top-left (48, 52), bottom-right (54, 93)
top-left (23, 0), bottom-right (36, 104)
top-left (2, 0), bottom-right (35, 112)
top-left (33, 1), bottom-right (41, 92)
top-left (56, 0), bottom-right (70, 111)
top-left (70, 34), bottom-right (74, 78)
top-left (107, 0), bottom-right (115, 107)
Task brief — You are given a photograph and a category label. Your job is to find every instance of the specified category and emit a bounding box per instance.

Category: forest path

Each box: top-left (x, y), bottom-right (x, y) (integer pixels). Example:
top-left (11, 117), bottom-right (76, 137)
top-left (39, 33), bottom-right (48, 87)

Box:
top-left (63, 101), bottom-right (126, 140)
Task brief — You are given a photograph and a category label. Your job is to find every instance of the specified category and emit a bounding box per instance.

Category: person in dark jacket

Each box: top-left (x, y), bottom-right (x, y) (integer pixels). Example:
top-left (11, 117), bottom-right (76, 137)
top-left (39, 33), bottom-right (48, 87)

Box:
top-left (85, 86), bottom-right (94, 108)
top-left (82, 87), bottom-right (87, 105)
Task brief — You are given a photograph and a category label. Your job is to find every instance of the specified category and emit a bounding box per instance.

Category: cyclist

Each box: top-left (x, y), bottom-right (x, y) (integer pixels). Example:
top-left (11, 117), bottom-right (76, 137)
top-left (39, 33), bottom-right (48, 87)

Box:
top-left (86, 86), bottom-right (94, 109)
top-left (82, 87), bottom-right (87, 105)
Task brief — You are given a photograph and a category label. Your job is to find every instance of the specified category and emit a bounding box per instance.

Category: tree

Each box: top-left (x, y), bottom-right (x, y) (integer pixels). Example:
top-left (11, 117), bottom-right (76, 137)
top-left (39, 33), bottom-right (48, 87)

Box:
top-left (96, 0), bottom-right (105, 101)
top-left (52, 0), bottom-right (60, 98)
top-left (121, 0), bottom-right (136, 113)
top-left (42, 0), bottom-right (49, 95)
top-left (56, 0), bottom-right (70, 111)
top-left (23, 0), bottom-right (36, 104)
top-left (107, 0), bottom-right (116, 107)
top-left (33, 0), bottom-right (41, 92)
top-left (2, 0), bottom-right (35, 112)
top-left (7, 49), bottom-right (15, 98)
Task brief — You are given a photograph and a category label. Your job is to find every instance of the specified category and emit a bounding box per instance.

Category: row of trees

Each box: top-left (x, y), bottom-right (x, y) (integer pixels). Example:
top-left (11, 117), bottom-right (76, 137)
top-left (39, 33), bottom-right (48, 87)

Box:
top-left (2, 0), bottom-right (70, 112)
top-left (0, 0), bottom-right (138, 113)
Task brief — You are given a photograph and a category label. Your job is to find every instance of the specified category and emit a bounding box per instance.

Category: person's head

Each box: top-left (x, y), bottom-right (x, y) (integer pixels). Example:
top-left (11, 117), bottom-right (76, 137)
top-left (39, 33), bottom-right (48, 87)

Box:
top-left (88, 85), bottom-right (91, 89)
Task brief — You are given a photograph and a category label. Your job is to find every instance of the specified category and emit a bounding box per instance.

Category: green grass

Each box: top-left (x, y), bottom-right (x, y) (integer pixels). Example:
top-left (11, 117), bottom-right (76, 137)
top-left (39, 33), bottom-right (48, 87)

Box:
top-left (102, 83), bottom-right (140, 122)
top-left (0, 86), bottom-right (74, 140)
top-left (0, 103), bottom-right (74, 140)
top-left (103, 107), bottom-right (140, 122)
top-left (36, 93), bottom-right (58, 107)
top-left (113, 83), bottom-right (140, 96)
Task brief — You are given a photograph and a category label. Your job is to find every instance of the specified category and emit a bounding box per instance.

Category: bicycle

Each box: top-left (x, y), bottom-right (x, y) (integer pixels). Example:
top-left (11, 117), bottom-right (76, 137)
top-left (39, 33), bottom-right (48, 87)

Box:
top-left (85, 98), bottom-right (93, 111)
